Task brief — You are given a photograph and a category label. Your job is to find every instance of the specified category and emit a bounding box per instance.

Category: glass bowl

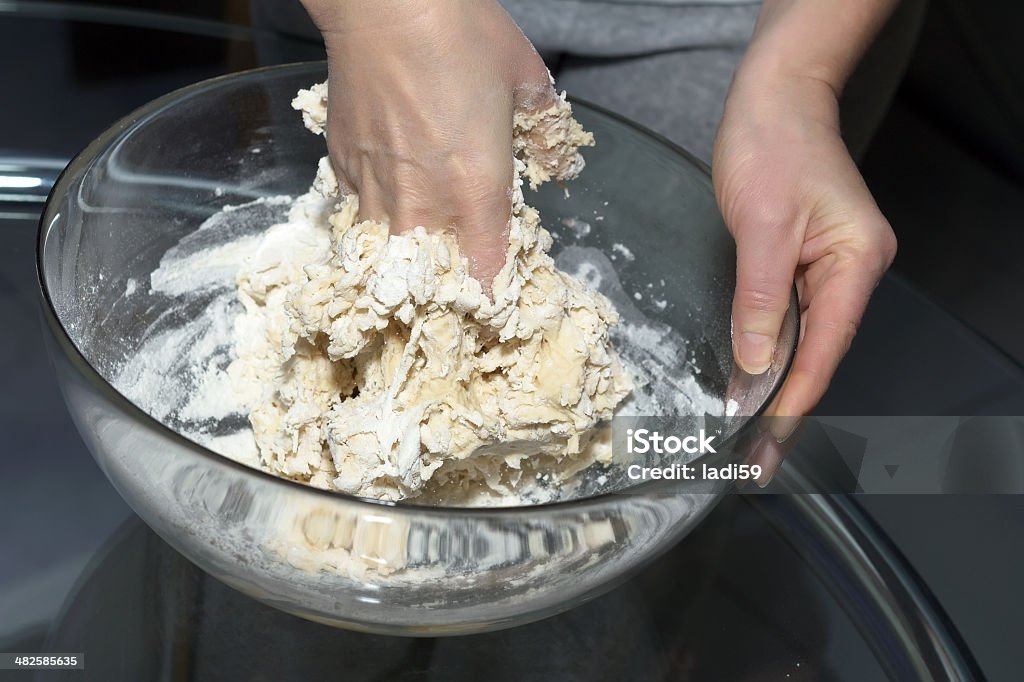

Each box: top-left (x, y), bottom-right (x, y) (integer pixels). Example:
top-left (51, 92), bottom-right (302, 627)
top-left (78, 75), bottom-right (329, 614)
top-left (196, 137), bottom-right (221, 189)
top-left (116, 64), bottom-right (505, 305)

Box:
top-left (37, 63), bottom-right (797, 635)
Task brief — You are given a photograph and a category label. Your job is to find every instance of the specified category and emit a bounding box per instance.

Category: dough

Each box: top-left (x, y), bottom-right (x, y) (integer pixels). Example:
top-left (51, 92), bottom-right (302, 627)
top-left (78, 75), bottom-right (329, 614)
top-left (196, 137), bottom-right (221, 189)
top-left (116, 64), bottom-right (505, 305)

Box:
top-left (229, 82), bottom-right (632, 503)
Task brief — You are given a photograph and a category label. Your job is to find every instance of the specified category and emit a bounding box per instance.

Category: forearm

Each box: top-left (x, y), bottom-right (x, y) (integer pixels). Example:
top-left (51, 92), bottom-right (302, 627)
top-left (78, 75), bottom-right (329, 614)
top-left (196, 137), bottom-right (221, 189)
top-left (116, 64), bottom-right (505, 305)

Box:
top-left (738, 0), bottom-right (898, 98)
top-left (301, 0), bottom-right (474, 36)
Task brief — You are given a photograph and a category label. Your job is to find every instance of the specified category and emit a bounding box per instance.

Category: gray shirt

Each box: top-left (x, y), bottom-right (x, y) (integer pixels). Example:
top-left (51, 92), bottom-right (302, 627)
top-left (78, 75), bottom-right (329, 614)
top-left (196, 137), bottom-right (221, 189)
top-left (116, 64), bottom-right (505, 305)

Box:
top-left (499, 0), bottom-right (760, 56)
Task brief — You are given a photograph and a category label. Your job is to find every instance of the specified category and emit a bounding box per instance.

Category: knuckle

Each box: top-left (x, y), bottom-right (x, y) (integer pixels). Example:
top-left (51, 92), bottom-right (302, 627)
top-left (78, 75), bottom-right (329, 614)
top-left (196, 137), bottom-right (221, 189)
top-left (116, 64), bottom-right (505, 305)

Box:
top-left (858, 226), bottom-right (898, 275)
top-left (715, 156), bottom-right (794, 230)
top-left (521, 51), bottom-right (553, 89)
top-left (830, 318), bottom-right (860, 346)
top-left (792, 366), bottom-right (822, 387)
top-left (833, 217), bottom-right (897, 276)
top-left (814, 317), bottom-right (859, 359)
top-left (877, 227), bottom-right (898, 268)
top-left (735, 284), bottom-right (789, 314)
top-left (728, 195), bottom-right (796, 239)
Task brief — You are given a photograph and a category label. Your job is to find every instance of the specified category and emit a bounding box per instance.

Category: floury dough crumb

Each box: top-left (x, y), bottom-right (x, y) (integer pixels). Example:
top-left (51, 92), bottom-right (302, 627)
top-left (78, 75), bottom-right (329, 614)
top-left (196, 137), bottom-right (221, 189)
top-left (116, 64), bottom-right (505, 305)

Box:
top-left (560, 217), bottom-right (591, 238)
top-left (611, 243), bottom-right (634, 262)
top-left (226, 83), bottom-right (632, 504)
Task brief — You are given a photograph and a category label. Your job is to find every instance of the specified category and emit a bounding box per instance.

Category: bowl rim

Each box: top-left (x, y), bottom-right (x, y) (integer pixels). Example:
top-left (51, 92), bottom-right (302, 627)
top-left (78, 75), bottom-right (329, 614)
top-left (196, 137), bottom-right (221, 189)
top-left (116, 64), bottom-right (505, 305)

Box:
top-left (36, 61), bottom-right (798, 515)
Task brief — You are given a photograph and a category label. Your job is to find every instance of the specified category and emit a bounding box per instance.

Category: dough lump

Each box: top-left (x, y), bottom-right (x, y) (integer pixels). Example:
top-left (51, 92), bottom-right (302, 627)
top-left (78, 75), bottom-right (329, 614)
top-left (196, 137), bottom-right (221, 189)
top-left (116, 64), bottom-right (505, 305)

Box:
top-left (229, 82), bottom-right (632, 503)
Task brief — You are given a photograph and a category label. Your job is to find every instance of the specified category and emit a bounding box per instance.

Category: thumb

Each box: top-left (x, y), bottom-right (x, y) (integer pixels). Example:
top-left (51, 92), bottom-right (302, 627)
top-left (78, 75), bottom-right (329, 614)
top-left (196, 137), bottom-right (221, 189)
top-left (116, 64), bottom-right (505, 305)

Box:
top-left (730, 216), bottom-right (801, 375)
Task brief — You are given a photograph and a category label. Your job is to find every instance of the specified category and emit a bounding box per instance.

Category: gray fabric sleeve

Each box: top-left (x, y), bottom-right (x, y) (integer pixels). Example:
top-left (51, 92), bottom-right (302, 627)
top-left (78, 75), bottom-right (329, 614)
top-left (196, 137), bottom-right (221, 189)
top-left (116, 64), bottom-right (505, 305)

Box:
top-left (499, 0), bottom-right (757, 160)
top-left (555, 49), bottom-right (746, 162)
top-left (500, 0), bottom-right (760, 56)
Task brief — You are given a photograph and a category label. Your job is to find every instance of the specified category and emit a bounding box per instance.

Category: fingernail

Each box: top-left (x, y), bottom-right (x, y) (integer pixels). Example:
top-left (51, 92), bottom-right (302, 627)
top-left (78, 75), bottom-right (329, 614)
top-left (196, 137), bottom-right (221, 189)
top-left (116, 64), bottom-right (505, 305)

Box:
top-left (736, 332), bottom-right (775, 375)
top-left (755, 440), bottom-right (783, 487)
top-left (756, 461), bottom-right (781, 488)
top-left (749, 433), bottom-right (784, 488)
top-left (770, 416), bottom-right (801, 443)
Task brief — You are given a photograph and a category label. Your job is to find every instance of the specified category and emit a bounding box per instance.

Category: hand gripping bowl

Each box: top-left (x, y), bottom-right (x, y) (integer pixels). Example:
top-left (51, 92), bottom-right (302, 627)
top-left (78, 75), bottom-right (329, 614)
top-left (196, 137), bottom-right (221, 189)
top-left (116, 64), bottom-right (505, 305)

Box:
top-left (37, 63), bottom-right (797, 635)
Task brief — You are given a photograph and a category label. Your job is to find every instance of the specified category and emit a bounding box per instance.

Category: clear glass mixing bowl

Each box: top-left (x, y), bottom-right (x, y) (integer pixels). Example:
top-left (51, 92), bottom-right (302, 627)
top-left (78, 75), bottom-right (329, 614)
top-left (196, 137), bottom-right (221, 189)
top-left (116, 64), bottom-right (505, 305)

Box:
top-left (37, 63), bottom-right (797, 635)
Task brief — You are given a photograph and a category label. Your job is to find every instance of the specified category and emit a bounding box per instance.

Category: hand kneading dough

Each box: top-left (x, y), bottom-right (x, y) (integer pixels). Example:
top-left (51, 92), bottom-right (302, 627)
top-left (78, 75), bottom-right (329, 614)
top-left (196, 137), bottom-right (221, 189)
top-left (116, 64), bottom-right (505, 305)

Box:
top-left (229, 82), bottom-right (633, 503)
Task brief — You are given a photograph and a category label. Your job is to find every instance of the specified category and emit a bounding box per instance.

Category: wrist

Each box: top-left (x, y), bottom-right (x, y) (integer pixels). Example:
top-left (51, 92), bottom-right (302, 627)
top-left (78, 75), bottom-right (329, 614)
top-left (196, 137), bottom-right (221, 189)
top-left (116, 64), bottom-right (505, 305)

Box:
top-left (724, 57), bottom-right (841, 136)
top-left (736, 0), bottom-right (898, 109)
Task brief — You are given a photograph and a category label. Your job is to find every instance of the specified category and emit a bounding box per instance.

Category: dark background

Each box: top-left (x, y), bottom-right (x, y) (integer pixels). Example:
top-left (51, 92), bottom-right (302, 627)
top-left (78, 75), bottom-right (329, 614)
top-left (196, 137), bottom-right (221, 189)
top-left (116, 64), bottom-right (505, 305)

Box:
top-left (860, 1), bottom-right (1024, 364)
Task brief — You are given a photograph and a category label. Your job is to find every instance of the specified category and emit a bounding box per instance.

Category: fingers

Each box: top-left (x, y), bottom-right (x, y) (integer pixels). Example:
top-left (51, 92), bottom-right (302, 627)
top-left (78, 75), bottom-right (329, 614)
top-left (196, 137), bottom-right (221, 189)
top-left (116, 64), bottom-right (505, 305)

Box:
top-left (730, 210), bottom-right (803, 375)
top-left (391, 175), bottom-right (513, 291)
top-left (747, 429), bottom-right (788, 487)
top-left (773, 261), bottom-right (880, 418)
top-left (456, 202), bottom-right (512, 292)
top-left (746, 262), bottom-right (879, 488)
top-left (341, 150), bottom-right (514, 291)
top-left (742, 261), bottom-right (879, 488)
top-left (343, 166), bottom-right (390, 227)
